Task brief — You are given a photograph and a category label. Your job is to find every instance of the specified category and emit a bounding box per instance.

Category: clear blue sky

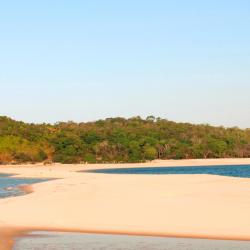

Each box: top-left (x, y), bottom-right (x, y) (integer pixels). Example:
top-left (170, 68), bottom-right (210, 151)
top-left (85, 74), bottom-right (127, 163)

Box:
top-left (1, 1), bottom-right (250, 127)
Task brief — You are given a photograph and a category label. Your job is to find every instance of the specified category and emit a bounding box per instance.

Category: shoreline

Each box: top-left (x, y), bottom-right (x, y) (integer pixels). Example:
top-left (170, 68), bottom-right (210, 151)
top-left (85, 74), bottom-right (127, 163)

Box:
top-left (10, 226), bottom-right (250, 241)
top-left (6, 226), bottom-right (250, 250)
top-left (1, 158), bottom-right (250, 249)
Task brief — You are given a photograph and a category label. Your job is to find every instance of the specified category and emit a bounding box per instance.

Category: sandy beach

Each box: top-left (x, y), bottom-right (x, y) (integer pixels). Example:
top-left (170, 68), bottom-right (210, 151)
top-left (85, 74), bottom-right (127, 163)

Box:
top-left (1, 158), bottom-right (250, 249)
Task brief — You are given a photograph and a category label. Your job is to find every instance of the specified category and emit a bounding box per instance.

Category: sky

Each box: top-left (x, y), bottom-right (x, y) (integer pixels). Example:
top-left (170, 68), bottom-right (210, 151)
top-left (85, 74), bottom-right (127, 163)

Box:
top-left (1, 1), bottom-right (250, 128)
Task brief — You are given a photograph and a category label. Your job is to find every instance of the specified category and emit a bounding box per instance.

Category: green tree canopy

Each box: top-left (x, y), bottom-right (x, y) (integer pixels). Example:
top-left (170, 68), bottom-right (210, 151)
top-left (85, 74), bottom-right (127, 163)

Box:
top-left (0, 116), bottom-right (250, 164)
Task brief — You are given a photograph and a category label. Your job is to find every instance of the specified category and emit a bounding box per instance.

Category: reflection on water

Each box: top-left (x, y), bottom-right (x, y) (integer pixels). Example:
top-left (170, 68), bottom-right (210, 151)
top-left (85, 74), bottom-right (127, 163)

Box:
top-left (14, 232), bottom-right (250, 250)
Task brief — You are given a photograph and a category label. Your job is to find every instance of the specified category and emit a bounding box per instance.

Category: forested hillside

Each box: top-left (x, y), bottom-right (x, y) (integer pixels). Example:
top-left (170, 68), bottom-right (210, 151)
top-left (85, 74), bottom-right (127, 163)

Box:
top-left (0, 116), bottom-right (250, 164)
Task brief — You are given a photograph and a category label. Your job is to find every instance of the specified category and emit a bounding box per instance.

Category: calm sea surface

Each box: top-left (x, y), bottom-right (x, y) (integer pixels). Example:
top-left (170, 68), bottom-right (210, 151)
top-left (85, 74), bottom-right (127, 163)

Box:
top-left (13, 232), bottom-right (250, 250)
top-left (84, 164), bottom-right (250, 178)
top-left (0, 173), bottom-right (49, 199)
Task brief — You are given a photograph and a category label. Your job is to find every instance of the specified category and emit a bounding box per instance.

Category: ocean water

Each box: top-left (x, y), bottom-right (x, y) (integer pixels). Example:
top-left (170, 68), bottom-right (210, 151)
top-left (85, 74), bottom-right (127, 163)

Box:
top-left (84, 164), bottom-right (250, 178)
top-left (13, 232), bottom-right (250, 250)
top-left (0, 173), bottom-right (49, 199)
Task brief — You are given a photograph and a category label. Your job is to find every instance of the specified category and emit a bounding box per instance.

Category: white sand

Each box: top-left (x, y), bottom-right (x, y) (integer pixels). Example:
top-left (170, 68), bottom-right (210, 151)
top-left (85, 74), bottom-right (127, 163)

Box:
top-left (0, 158), bottom-right (250, 249)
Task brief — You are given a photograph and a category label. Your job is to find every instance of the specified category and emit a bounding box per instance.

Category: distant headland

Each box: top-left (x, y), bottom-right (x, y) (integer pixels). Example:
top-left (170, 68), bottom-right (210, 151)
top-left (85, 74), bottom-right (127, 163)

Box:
top-left (0, 116), bottom-right (249, 164)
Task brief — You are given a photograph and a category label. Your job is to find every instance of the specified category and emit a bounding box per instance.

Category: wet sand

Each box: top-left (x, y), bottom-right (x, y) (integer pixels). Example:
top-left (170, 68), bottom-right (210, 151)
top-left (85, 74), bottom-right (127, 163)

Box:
top-left (0, 229), bottom-right (22, 250)
top-left (13, 231), bottom-right (250, 250)
top-left (0, 158), bottom-right (250, 249)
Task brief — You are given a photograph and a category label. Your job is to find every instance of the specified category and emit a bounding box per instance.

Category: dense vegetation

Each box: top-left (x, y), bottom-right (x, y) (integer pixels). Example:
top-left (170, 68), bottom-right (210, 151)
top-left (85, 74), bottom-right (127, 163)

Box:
top-left (0, 116), bottom-right (250, 164)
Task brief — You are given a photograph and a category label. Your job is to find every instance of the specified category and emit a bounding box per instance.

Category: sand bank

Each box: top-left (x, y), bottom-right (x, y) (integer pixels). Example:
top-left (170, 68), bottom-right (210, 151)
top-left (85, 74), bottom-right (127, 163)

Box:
top-left (0, 158), bottom-right (250, 249)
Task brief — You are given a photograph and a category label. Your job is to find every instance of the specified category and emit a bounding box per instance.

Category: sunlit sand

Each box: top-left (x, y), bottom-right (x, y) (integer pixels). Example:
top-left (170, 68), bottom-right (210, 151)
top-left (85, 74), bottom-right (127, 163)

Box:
top-left (0, 158), bottom-right (250, 249)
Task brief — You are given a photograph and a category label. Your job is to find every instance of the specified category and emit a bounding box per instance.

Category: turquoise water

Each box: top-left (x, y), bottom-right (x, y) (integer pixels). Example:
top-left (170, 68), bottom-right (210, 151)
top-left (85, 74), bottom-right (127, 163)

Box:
top-left (13, 232), bottom-right (250, 250)
top-left (0, 173), bottom-right (49, 199)
top-left (85, 164), bottom-right (250, 178)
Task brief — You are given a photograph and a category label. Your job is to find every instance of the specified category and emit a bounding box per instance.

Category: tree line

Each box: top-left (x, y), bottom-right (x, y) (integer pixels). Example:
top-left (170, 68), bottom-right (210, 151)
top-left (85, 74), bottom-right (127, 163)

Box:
top-left (0, 116), bottom-right (250, 164)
